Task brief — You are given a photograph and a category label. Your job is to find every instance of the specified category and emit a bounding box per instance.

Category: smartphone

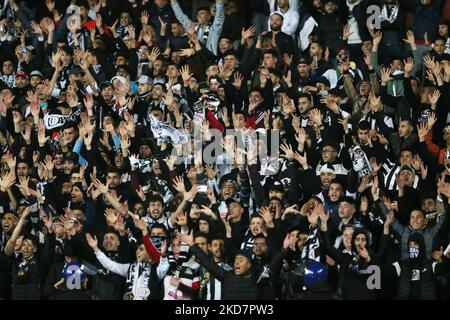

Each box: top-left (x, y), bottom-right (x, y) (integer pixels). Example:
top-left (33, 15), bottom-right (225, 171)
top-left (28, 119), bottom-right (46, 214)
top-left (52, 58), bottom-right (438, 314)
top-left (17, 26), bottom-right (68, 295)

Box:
top-left (198, 185), bottom-right (208, 193)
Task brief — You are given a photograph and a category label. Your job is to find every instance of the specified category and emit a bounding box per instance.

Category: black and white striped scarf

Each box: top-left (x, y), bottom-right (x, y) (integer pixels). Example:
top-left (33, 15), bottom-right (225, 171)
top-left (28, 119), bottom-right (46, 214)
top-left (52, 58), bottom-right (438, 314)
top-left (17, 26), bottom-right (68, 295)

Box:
top-left (195, 24), bottom-right (211, 45)
top-left (301, 226), bottom-right (321, 262)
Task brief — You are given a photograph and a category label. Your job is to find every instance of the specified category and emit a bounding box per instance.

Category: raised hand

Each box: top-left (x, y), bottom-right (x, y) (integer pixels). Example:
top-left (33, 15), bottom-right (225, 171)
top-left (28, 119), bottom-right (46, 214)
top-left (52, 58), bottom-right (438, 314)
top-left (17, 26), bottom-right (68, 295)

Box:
top-left (402, 30), bottom-right (415, 46)
top-left (429, 89), bottom-right (441, 106)
top-left (176, 229), bottom-right (194, 246)
top-left (104, 208), bottom-right (119, 226)
top-left (380, 67), bottom-right (392, 84)
top-left (360, 196), bottom-right (369, 215)
top-left (372, 31), bottom-right (382, 47)
top-left (0, 170), bottom-right (16, 192)
top-left (294, 151), bottom-right (308, 169)
top-left (403, 57), bottom-right (414, 74)
top-left (417, 122), bottom-right (429, 141)
top-left (308, 203), bottom-right (323, 227)
top-left (133, 218), bottom-right (148, 234)
top-left (241, 26), bottom-right (256, 42)
top-left (232, 72), bottom-right (244, 89)
top-left (280, 143), bottom-right (295, 161)
top-left (282, 233), bottom-right (297, 250)
top-left (259, 206), bottom-right (274, 228)
top-left (86, 233), bottom-right (99, 251)
top-left (172, 176), bottom-right (186, 193)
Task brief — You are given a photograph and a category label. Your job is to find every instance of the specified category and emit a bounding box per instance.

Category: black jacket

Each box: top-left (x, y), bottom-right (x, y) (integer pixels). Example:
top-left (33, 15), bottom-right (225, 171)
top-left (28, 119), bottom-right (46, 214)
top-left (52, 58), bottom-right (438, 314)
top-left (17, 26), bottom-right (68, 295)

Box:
top-left (190, 245), bottom-right (285, 300)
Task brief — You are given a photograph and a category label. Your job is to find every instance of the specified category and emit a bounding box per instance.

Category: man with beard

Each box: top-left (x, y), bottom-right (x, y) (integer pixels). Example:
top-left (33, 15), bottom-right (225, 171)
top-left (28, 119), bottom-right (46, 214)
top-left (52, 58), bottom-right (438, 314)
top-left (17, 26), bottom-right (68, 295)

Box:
top-left (262, 12), bottom-right (295, 57)
top-left (91, 231), bottom-right (129, 300)
top-left (134, 75), bottom-right (154, 123)
top-left (269, 0), bottom-right (299, 39)
top-left (142, 194), bottom-right (170, 230)
top-left (171, 0), bottom-right (225, 55)
top-left (294, 57), bottom-right (316, 89)
top-left (13, 72), bottom-right (31, 107)
top-left (198, 234), bottom-right (232, 300)
top-left (95, 82), bottom-right (118, 128)
top-left (0, 212), bottom-right (18, 299)
top-left (167, 21), bottom-right (190, 52)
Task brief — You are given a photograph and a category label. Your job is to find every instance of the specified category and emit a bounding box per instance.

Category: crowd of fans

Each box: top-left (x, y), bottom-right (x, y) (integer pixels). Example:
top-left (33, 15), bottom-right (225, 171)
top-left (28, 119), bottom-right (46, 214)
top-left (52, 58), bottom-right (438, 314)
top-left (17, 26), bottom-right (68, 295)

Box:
top-left (0, 0), bottom-right (449, 300)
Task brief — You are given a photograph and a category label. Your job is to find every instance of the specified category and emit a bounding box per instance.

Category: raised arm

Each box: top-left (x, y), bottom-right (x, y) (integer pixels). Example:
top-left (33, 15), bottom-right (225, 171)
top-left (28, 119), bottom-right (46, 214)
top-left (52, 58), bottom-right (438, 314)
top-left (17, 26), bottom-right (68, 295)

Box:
top-left (4, 206), bottom-right (31, 256)
top-left (178, 231), bottom-right (226, 282)
top-left (86, 233), bottom-right (130, 277)
top-left (170, 0), bottom-right (192, 31)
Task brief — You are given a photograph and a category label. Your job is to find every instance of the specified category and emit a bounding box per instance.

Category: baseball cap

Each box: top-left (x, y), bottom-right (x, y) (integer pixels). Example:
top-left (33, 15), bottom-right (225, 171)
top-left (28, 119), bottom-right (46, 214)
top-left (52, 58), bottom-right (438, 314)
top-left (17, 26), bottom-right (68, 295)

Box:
top-left (137, 75), bottom-right (153, 85)
top-left (226, 196), bottom-right (243, 207)
top-left (298, 56), bottom-right (311, 65)
top-left (399, 164), bottom-right (415, 175)
top-left (268, 180), bottom-right (284, 193)
top-left (30, 70), bottom-right (43, 78)
top-left (319, 163), bottom-right (336, 175)
top-left (15, 71), bottom-right (28, 78)
top-left (100, 81), bottom-right (113, 90)
top-left (63, 152), bottom-right (79, 164)
top-left (235, 249), bottom-right (254, 263)
top-left (111, 75), bottom-right (126, 86)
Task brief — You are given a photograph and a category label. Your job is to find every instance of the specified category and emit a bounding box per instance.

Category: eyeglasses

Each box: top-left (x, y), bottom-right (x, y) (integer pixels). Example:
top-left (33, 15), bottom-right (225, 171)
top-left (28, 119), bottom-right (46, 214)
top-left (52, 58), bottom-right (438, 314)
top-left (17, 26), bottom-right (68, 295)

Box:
top-left (254, 243), bottom-right (267, 248)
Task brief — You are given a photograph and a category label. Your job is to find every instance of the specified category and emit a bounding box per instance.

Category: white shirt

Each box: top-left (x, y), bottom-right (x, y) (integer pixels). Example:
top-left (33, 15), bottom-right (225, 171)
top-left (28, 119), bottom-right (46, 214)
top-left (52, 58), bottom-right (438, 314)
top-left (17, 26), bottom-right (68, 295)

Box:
top-left (267, 0), bottom-right (300, 13)
top-left (269, 9), bottom-right (300, 38)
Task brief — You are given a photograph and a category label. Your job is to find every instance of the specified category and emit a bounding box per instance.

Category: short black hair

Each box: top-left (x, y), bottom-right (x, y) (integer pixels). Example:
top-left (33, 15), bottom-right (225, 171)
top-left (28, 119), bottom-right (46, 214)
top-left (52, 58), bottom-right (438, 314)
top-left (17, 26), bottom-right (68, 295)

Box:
top-left (208, 233), bottom-right (224, 244)
top-left (298, 92), bottom-right (312, 102)
top-left (434, 36), bottom-right (447, 43)
top-left (60, 45), bottom-right (73, 56)
top-left (106, 166), bottom-right (121, 176)
top-left (148, 194), bottom-right (164, 206)
top-left (222, 50), bottom-right (238, 58)
top-left (22, 234), bottom-right (39, 248)
top-left (116, 64), bottom-right (131, 75)
top-left (150, 223), bottom-right (168, 236)
top-left (254, 233), bottom-right (266, 241)
top-left (358, 120), bottom-right (371, 131)
top-left (263, 49), bottom-right (278, 59)
top-left (194, 232), bottom-right (208, 241)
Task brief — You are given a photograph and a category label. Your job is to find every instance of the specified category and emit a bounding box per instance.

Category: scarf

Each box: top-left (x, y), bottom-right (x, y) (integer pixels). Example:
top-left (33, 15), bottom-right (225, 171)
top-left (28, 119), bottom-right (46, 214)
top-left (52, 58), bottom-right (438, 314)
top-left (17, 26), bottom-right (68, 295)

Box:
top-left (195, 24), bottom-right (211, 45)
top-left (43, 103), bottom-right (83, 130)
top-left (380, 2), bottom-right (399, 24)
top-left (148, 114), bottom-right (189, 144)
top-left (301, 227), bottom-right (321, 262)
top-left (124, 261), bottom-right (153, 300)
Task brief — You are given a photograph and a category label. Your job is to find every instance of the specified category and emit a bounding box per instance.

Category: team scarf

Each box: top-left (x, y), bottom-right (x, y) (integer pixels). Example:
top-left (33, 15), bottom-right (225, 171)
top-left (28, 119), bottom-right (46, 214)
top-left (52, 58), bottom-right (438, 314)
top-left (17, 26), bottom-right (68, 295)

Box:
top-left (124, 261), bottom-right (153, 300)
top-left (380, 1), bottom-right (399, 24)
top-left (148, 114), bottom-right (189, 145)
top-left (195, 24), bottom-right (211, 45)
top-left (301, 227), bottom-right (321, 262)
top-left (43, 104), bottom-right (83, 130)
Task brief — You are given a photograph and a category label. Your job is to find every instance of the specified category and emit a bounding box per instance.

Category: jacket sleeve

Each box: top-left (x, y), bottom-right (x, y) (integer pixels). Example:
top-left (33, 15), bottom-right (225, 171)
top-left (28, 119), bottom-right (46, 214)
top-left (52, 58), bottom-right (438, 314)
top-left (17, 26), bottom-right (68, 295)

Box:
top-left (95, 250), bottom-right (130, 277)
top-left (171, 1), bottom-right (192, 31)
top-left (142, 233), bottom-right (161, 265)
top-left (189, 244), bottom-right (226, 282)
top-left (157, 256), bottom-right (170, 280)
